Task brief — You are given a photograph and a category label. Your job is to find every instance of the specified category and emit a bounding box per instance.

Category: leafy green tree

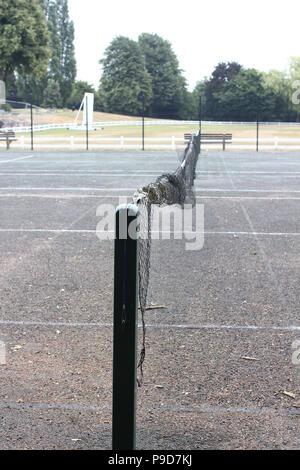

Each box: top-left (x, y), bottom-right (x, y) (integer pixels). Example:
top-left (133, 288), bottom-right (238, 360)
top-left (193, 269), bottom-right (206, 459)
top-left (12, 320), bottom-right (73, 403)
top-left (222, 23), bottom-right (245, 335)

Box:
top-left (0, 0), bottom-right (50, 83)
top-left (15, 74), bottom-right (48, 105)
top-left (67, 81), bottom-right (104, 111)
top-left (12, 0), bottom-right (76, 108)
top-left (100, 36), bottom-right (152, 115)
top-left (42, 78), bottom-right (62, 107)
top-left (204, 62), bottom-right (243, 119)
top-left (38, 0), bottom-right (51, 17)
top-left (216, 69), bottom-right (277, 121)
top-left (67, 81), bottom-right (95, 108)
top-left (262, 69), bottom-right (292, 121)
top-left (56, 0), bottom-right (76, 105)
top-left (138, 33), bottom-right (187, 119)
top-left (47, 2), bottom-right (62, 84)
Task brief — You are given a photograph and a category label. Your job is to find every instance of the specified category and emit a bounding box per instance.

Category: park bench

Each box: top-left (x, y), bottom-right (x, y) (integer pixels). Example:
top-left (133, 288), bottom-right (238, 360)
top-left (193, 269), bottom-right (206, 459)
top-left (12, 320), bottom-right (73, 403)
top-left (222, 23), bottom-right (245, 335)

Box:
top-left (0, 130), bottom-right (17, 149)
top-left (184, 133), bottom-right (232, 150)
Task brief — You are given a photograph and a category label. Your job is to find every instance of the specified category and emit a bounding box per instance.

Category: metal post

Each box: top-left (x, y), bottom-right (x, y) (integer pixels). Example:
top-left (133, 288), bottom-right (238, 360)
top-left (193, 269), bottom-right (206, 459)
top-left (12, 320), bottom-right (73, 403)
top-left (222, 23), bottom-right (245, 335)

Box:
top-left (142, 94), bottom-right (145, 151)
top-left (86, 95), bottom-right (88, 151)
top-left (30, 94), bottom-right (33, 151)
top-left (199, 95), bottom-right (202, 154)
top-left (256, 116), bottom-right (259, 152)
top-left (112, 204), bottom-right (139, 450)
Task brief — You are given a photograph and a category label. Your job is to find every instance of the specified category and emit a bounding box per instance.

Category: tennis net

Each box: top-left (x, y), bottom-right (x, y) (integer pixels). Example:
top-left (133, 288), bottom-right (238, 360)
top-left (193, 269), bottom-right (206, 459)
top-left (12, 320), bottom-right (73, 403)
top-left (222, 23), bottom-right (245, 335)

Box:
top-left (132, 131), bottom-right (201, 385)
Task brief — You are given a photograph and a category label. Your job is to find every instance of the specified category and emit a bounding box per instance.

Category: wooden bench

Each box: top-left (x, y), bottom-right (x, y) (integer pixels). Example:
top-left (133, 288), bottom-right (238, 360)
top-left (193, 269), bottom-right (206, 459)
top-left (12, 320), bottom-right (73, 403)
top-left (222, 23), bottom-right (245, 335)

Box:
top-left (184, 133), bottom-right (232, 150)
top-left (0, 130), bottom-right (17, 149)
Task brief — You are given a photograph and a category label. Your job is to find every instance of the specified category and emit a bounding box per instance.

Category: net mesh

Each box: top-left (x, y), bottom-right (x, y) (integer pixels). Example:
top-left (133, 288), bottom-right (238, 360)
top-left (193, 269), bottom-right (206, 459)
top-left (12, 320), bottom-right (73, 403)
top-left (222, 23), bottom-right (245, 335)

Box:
top-left (132, 131), bottom-right (201, 386)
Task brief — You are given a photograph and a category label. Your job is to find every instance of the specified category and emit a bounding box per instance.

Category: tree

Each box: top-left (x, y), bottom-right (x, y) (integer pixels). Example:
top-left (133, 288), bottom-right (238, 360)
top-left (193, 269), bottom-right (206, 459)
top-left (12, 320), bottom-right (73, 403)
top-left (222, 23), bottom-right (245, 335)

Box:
top-left (67, 81), bottom-right (95, 109)
top-left (262, 69), bottom-right (292, 121)
top-left (215, 69), bottom-right (277, 121)
top-left (0, 0), bottom-right (50, 83)
top-left (56, 0), bottom-right (76, 105)
top-left (38, 0), bottom-right (51, 17)
top-left (100, 36), bottom-right (152, 115)
top-left (12, 0), bottom-right (76, 108)
top-left (138, 33), bottom-right (187, 119)
top-left (42, 78), bottom-right (61, 107)
top-left (47, 2), bottom-right (62, 84)
top-left (204, 62), bottom-right (243, 120)
top-left (67, 81), bottom-right (104, 111)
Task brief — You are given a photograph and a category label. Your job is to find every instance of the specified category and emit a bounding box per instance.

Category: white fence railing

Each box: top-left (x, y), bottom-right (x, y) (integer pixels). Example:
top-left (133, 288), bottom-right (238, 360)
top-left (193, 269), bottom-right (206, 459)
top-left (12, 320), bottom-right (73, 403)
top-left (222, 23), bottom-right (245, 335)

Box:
top-left (2, 135), bottom-right (300, 150)
top-left (2, 119), bottom-right (300, 134)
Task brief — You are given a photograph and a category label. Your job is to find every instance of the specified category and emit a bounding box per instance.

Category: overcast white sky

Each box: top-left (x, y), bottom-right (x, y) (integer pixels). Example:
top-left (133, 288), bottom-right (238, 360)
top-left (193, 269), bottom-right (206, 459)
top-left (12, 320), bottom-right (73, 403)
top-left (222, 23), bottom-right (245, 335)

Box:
top-left (68, 0), bottom-right (300, 91)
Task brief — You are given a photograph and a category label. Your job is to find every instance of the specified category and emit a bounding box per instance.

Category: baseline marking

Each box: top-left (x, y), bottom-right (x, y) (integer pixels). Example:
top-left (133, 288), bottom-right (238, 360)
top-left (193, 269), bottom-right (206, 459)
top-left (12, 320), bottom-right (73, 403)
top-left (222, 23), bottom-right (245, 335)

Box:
top-left (0, 154), bottom-right (36, 164)
top-left (0, 319), bottom-right (299, 331)
top-left (0, 229), bottom-right (299, 236)
top-left (0, 194), bottom-right (298, 201)
top-left (0, 401), bottom-right (298, 416)
top-left (0, 187), bottom-right (300, 193)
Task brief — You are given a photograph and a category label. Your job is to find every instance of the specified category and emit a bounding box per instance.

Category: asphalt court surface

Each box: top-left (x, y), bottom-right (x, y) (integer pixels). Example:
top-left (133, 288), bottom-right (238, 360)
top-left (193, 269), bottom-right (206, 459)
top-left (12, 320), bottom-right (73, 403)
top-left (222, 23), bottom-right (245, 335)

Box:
top-left (0, 150), bottom-right (299, 449)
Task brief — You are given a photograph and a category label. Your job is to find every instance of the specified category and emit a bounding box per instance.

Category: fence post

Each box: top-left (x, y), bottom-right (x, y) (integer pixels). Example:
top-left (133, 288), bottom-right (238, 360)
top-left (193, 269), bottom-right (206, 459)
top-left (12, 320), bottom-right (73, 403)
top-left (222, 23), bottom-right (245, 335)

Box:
top-left (199, 95), bottom-right (202, 154)
top-left (112, 204), bottom-right (138, 450)
top-left (141, 94), bottom-right (145, 151)
top-left (171, 136), bottom-right (175, 150)
top-left (120, 136), bottom-right (124, 150)
top-left (30, 93), bottom-right (33, 151)
top-left (21, 135), bottom-right (25, 150)
top-left (70, 136), bottom-right (74, 150)
top-left (274, 136), bottom-right (278, 150)
top-left (86, 95), bottom-right (89, 151)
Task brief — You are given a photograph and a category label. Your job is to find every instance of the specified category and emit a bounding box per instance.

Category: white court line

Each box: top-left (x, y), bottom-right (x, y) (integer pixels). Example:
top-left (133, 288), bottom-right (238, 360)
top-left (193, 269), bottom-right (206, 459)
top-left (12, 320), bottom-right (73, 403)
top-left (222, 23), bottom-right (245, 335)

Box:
top-left (0, 154), bottom-right (36, 164)
top-left (0, 187), bottom-right (137, 191)
top-left (0, 187), bottom-right (300, 193)
top-left (0, 171), bottom-right (300, 176)
top-left (0, 193), bottom-right (298, 201)
top-left (0, 401), bottom-right (298, 416)
top-left (0, 229), bottom-right (299, 236)
top-left (0, 173), bottom-right (161, 177)
top-left (196, 196), bottom-right (300, 200)
top-left (2, 186), bottom-right (300, 193)
top-left (194, 189), bottom-right (300, 193)
top-left (0, 319), bottom-right (299, 331)
top-left (198, 171), bottom-right (300, 175)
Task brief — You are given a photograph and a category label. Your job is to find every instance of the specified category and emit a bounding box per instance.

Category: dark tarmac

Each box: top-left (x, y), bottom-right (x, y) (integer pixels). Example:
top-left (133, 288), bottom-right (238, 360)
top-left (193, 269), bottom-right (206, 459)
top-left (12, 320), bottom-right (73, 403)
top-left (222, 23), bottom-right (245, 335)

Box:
top-left (0, 150), bottom-right (299, 449)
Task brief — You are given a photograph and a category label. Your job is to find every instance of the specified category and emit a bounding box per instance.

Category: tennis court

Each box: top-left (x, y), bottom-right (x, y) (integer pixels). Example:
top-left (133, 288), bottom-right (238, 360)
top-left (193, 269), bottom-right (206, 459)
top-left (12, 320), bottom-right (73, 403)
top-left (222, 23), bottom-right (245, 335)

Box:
top-left (0, 149), bottom-right (299, 449)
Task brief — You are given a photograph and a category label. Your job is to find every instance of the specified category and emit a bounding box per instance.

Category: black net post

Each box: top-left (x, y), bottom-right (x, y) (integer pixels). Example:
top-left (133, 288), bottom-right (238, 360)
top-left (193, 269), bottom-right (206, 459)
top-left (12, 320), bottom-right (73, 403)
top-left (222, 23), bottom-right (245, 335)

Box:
top-left (30, 94), bottom-right (33, 151)
top-left (86, 94), bottom-right (89, 151)
top-left (256, 116), bottom-right (259, 152)
top-left (142, 93), bottom-right (145, 151)
top-left (199, 95), bottom-right (202, 154)
top-left (112, 204), bottom-right (139, 450)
